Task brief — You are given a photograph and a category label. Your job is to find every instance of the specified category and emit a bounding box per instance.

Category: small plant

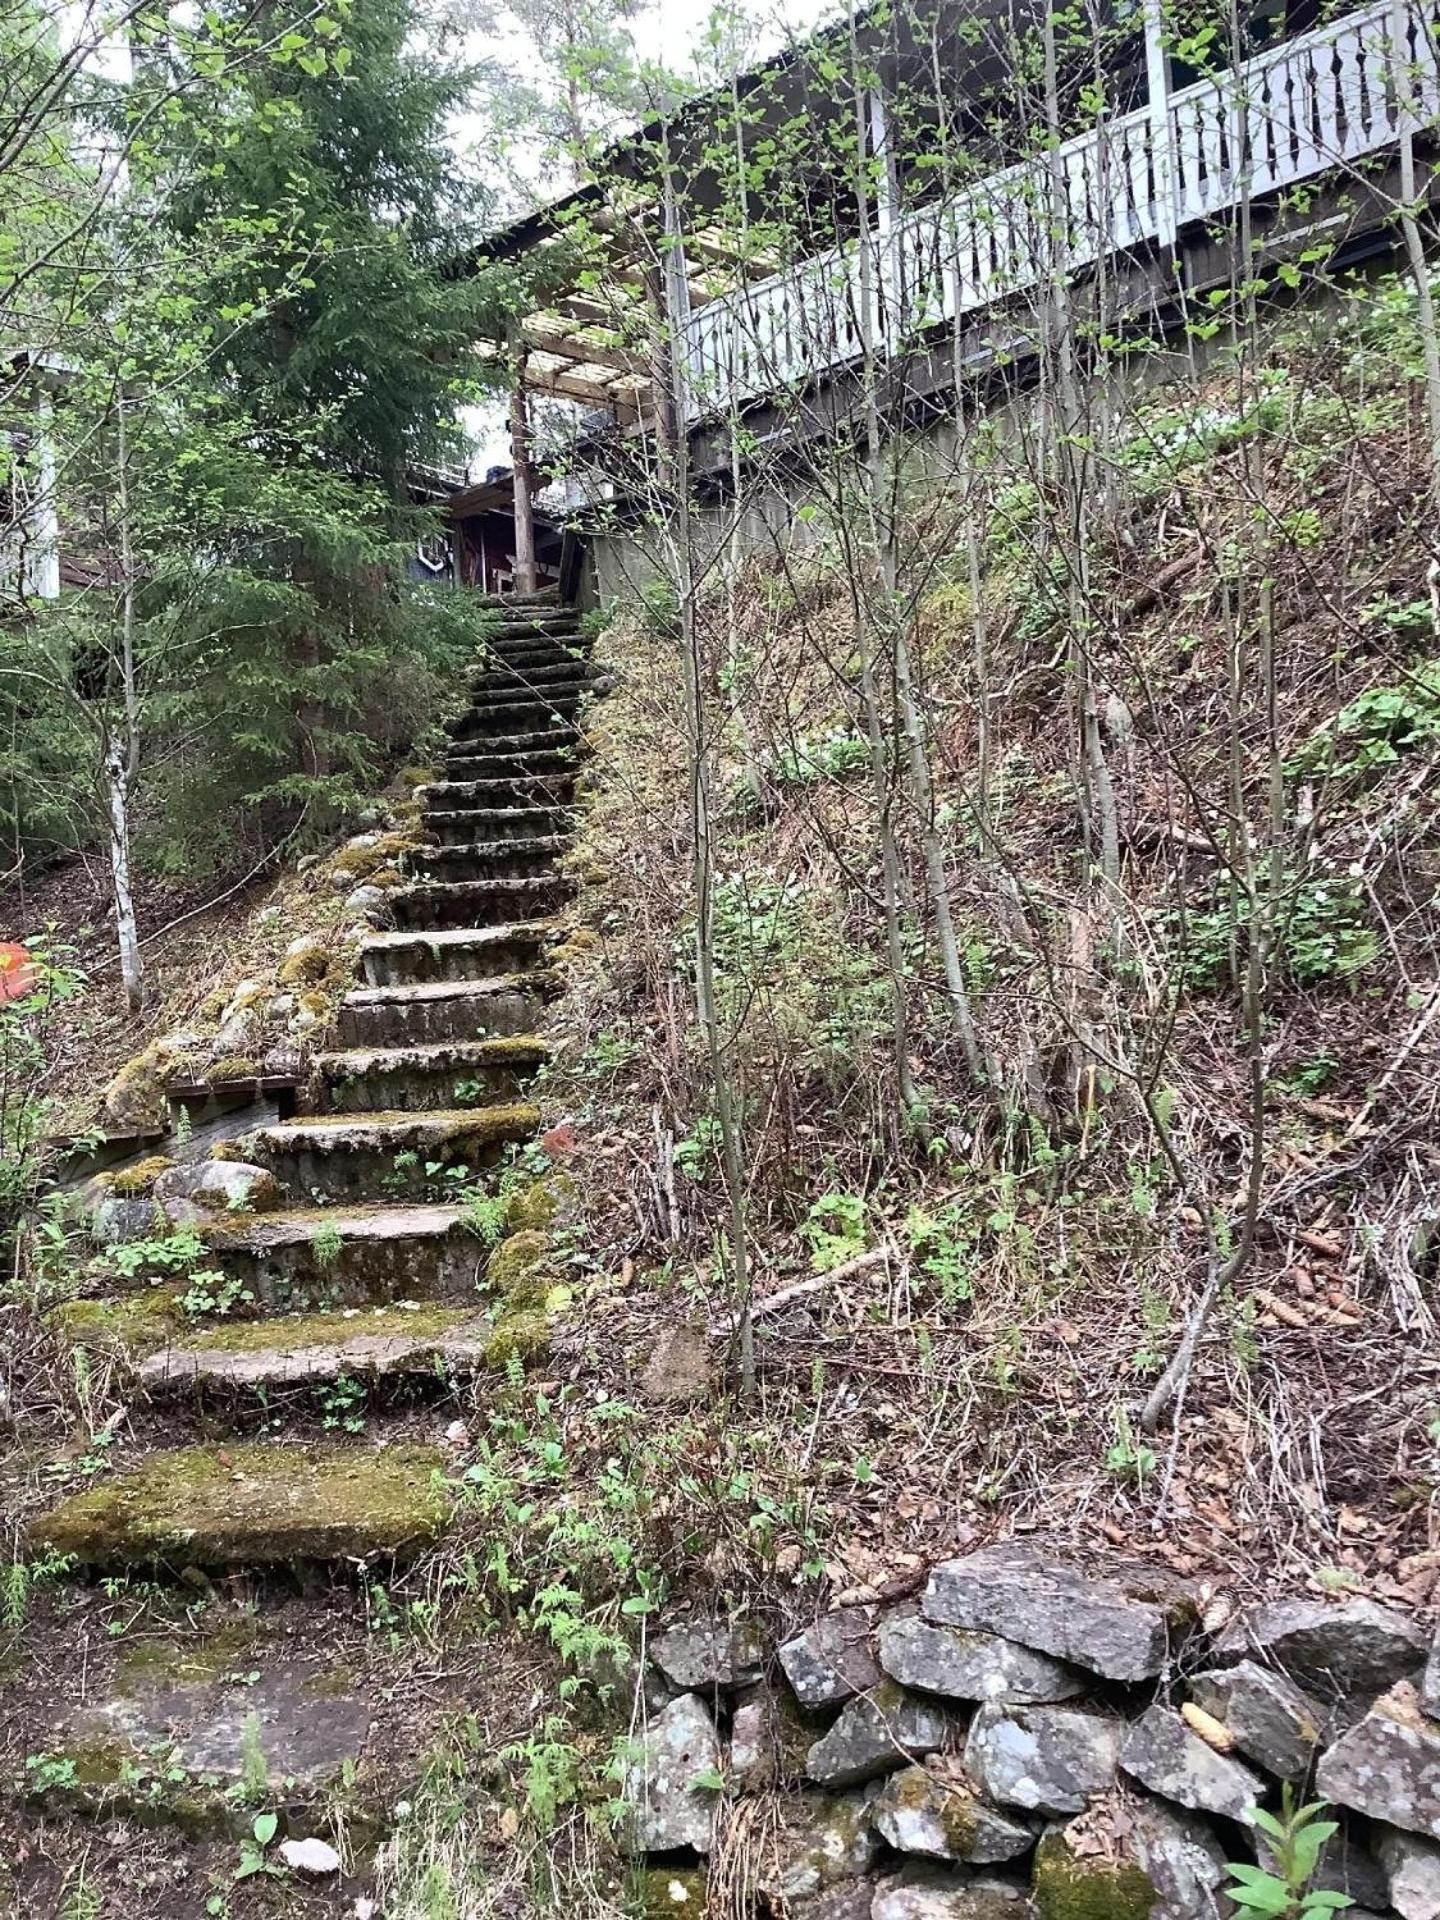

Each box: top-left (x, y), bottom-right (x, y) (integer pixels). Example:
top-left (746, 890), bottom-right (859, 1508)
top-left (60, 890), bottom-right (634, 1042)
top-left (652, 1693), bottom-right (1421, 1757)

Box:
top-left (460, 1186), bottom-right (507, 1245)
top-left (1105, 1408), bottom-right (1158, 1487)
top-left (234, 1810), bottom-right (284, 1881)
top-left (180, 1270), bottom-right (254, 1318)
top-left (319, 1372), bottom-right (368, 1434)
top-left (1225, 1788), bottom-right (1353, 1916)
top-left (801, 1191), bottom-right (869, 1272)
top-left (312, 1219), bottom-right (344, 1270)
top-left (26, 1751), bottom-right (81, 1794)
top-left (236, 1712), bottom-right (269, 1806)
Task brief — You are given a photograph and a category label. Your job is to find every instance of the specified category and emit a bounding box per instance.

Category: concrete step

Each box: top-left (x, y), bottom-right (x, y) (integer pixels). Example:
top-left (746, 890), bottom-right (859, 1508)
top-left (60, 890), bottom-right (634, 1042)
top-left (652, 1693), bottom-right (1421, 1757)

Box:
top-left (442, 747), bottom-right (579, 783)
top-left (448, 694), bottom-right (588, 739)
top-left (414, 837), bottom-right (567, 882)
top-left (469, 661), bottom-right (601, 696)
top-left (422, 805), bottom-right (573, 848)
top-left (360, 921), bottom-right (554, 987)
top-left (201, 1199), bottom-right (483, 1295)
top-left (316, 1035), bottom-right (547, 1112)
top-left (136, 1302), bottom-right (497, 1394)
top-left (420, 774), bottom-right (577, 812)
top-left (337, 974), bottom-right (545, 1046)
top-left (235, 1104), bottom-right (539, 1202)
top-left (29, 1439), bottom-right (452, 1569)
top-left (392, 874), bottom-right (574, 931)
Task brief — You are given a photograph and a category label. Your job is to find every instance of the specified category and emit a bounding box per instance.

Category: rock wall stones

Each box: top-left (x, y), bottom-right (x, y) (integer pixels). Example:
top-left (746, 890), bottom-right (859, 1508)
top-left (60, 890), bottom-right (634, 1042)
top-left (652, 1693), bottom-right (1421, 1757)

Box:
top-left (623, 1547), bottom-right (1439, 1917)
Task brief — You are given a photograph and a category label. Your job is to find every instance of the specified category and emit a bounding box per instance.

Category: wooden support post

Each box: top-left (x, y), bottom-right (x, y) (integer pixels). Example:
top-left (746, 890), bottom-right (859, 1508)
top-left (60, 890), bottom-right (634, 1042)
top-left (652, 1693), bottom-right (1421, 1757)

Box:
top-left (509, 371), bottom-right (537, 596)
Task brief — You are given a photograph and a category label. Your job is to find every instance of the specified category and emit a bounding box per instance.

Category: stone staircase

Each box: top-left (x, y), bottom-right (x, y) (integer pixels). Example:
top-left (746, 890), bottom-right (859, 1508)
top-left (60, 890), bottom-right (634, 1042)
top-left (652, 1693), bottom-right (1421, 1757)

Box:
top-left (31, 590), bottom-right (599, 1575)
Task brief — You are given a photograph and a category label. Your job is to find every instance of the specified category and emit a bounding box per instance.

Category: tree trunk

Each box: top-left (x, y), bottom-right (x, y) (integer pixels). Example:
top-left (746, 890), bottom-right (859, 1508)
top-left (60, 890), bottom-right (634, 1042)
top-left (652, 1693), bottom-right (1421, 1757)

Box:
top-left (105, 737), bottom-right (144, 1014)
top-left (510, 374), bottom-right (538, 596)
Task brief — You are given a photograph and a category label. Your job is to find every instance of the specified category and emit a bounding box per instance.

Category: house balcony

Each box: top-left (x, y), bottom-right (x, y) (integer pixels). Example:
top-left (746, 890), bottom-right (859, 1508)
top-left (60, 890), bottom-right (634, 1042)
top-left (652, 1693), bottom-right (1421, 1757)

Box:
top-left (680, 0), bottom-right (1440, 422)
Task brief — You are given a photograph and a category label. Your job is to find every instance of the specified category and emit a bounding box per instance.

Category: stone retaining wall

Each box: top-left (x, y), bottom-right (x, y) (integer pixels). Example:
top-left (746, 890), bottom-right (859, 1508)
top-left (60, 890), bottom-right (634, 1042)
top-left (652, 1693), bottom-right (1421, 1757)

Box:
top-left (624, 1544), bottom-right (1440, 1918)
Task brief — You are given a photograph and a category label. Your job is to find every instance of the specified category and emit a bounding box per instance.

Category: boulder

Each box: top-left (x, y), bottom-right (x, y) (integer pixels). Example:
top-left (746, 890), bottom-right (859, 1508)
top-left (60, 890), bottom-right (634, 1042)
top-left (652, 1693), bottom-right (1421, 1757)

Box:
top-left (153, 1160), bottom-right (280, 1222)
top-left (873, 1761), bottom-right (1033, 1864)
top-left (964, 1703), bottom-right (1119, 1816)
top-left (1214, 1597), bottom-right (1427, 1697)
top-left (806, 1681), bottom-right (956, 1788)
top-left (788, 1881), bottom-right (878, 1920)
top-left (1189, 1661), bottom-right (1326, 1780)
top-left (651, 1618), bottom-right (764, 1692)
top-left (879, 1616), bottom-right (1084, 1707)
top-left (872, 1866), bottom-right (1033, 1919)
top-left (1317, 1681), bottom-right (1440, 1841)
top-left (623, 1694), bottom-right (721, 1854)
top-left (781, 1611), bottom-right (882, 1708)
top-left (767, 1788), bottom-right (880, 1904)
top-left (1033, 1794), bottom-right (1230, 1919)
top-left (1119, 1705), bottom-right (1264, 1822)
top-left (922, 1545), bottom-right (1190, 1683)
top-left (344, 885), bottom-right (389, 920)
top-left (1376, 1826), bottom-right (1440, 1920)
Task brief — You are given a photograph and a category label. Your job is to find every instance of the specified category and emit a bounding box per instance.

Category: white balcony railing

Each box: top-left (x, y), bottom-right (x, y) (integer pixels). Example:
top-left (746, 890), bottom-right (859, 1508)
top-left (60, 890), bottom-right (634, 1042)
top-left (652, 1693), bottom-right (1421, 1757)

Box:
top-left (682, 0), bottom-right (1439, 418)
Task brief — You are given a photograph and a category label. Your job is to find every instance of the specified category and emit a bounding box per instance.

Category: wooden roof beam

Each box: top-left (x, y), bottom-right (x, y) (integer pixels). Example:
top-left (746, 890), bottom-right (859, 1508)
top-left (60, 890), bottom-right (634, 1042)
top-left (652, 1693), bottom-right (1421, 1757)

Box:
top-left (521, 321), bottom-right (649, 376)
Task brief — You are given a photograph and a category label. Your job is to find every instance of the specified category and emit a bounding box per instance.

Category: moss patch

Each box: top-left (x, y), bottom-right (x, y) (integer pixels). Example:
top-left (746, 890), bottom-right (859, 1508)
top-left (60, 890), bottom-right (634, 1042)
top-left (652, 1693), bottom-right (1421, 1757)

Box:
top-left (48, 1289), bottom-right (187, 1359)
top-left (632, 1867), bottom-right (707, 1917)
top-left (164, 1301), bottom-right (473, 1356)
top-left (106, 1155), bottom-right (175, 1197)
top-left (484, 1309), bottom-right (551, 1371)
top-left (1033, 1831), bottom-right (1156, 1920)
top-left (486, 1229), bottom-right (551, 1300)
top-left (501, 1174), bottom-right (574, 1234)
top-left (28, 1441), bottom-right (452, 1568)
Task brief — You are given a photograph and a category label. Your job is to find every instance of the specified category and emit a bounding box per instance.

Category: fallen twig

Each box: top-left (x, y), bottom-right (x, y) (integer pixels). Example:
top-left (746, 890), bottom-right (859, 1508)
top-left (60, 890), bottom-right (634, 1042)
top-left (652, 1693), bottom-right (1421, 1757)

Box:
top-left (707, 1246), bottom-right (892, 1336)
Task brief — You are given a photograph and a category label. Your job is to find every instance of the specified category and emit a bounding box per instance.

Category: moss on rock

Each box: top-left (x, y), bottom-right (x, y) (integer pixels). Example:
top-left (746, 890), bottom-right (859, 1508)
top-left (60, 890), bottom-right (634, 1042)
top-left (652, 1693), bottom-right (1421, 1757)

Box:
top-left (205, 1055), bottom-right (259, 1083)
top-left (1033, 1831), bottom-right (1157, 1920)
top-left (104, 1049), bottom-right (166, 1129)
top-left (501, 1174), bottom-right (577, 1235)
top-left (106, 1155), bottom-right (175, 1198)
top-left (28, 1441), bottom-right (452, 1568)
top-left (48, 1289), bottom-right (187, 1359)
top-left (484, 1309), bottom-right (551, 1371)
top-left (631, 1867), bottom-right (707, 1917)
top-left (486, 1229), bottom-right (551, 1300)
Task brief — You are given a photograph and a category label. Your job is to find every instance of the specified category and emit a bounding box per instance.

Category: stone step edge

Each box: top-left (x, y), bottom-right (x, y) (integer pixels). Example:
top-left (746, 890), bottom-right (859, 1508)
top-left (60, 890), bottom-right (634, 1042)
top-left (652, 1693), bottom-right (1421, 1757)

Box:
top-left (314, 1035), bottom-right (549, 1077)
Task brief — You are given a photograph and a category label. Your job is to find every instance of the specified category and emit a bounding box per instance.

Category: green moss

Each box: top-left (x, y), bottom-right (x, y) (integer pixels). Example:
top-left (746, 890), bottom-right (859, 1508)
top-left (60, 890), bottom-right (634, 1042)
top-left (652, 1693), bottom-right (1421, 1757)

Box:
top-left (486, 1230), bottom-right (550, 1299)
top-left (108, 1155), bottom-right (175, 1197)
top-left (48, 1290), bottom-right (186, 1358)
top-left (206, 1055), bottom-right (259, 1083)
top-left (1033, 1832), bottom-right (1156, 1920)
top-left (502, 1174), bottom-right (575, 1234)
top-left (278, 948), bottom-right (331, 987)
top-left (115, 1618), bottom-right (262, 1695)
top-left (631, 1868), bottom-right (707, 1918)
top-left (105, 1049), bottom-right (166, 1128)
top-left (168, 1301), bottom-right (472, 1356)
top-left (366, 865), bottom-right (408, 890)
top-left (484, 1309), bottom-right (551, 1370)
top-left (28, 1441), bottom-right (452, 1568)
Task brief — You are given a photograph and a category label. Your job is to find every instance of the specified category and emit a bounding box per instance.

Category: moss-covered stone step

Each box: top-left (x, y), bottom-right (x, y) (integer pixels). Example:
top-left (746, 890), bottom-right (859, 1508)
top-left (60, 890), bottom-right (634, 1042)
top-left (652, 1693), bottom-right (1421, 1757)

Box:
top-left (470, 654), bottom-right (599, 688)
top-left (235, 1104), bottom-right (539, 1201)
top-left (359, 920), bottom-right (555, 988)
top-left (423, 803), bottom-right (574, 848)
top-left (447, 694), bottom-right (587, 740)
top-left (337, 974), bottom-right (545, 1047)
top-left (414, 836), bottom-right (568, 883)
top-left (200, 1200), bottom-right (480, 1299)
top-left (419, 772), bottom-right (577, 813)
top-left (479, 639), bottom-right (587, 673)
top-left (392, 873), bottom-right (574, 931)
top-left (442, 745), bottom-right (579, 783)
top-left (20, 1630), bottom-right (373, 1835)
top-left (135, 1301), bottom-right (499, 1391)
top-left (28, 1440), bottom-right (451, 1568)
top-left (315, 1034), bottom-right (547, 1112)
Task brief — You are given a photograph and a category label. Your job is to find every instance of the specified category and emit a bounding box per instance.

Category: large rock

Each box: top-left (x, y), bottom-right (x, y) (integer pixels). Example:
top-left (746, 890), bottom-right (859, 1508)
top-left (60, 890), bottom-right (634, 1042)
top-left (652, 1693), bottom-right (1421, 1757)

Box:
top-left (964, 1703), bottom-right (1119, 1816)
top-left (651, 1618), bottom-right (764, 1692)
top-left (1034, 1796), bottom-right (1230, 1920)
top-left (767, 1789), bottom-right (880, 1904)
top-left (873, 1761), bottom-right (1033, 1864)
top-left (624, 1694), bottom-right (721, 1853)
top-left (922, 1545), bottom-right (1189, 1682)
top-left (1189, 1660), bottom-right (1326, 1780)
top-left (879, 1616), bottom-right (1084, 1707)
top-left (1214, 1597), bottom-right (1427, 1696)
top-left (1318, 1682), bottom-right (1440, 1841)
top-left (789, 1883), bottom-right (878, 1920)
top-left (153, 1159), bottom-right (280, 1222)
top-left (1120, 1705), bottom-right (1264, 1822)
top-left (781, 1611), bottom-right (882, 1708)
top-left (1376, 1826), bottom-right (1440, 1920)
top-left (872, 1867), bottom-right (1033, 1919)
top-left (729, 1683), bottom-right (811, 1791)
top-left (806, 1682), bottom-right (956, 1788)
